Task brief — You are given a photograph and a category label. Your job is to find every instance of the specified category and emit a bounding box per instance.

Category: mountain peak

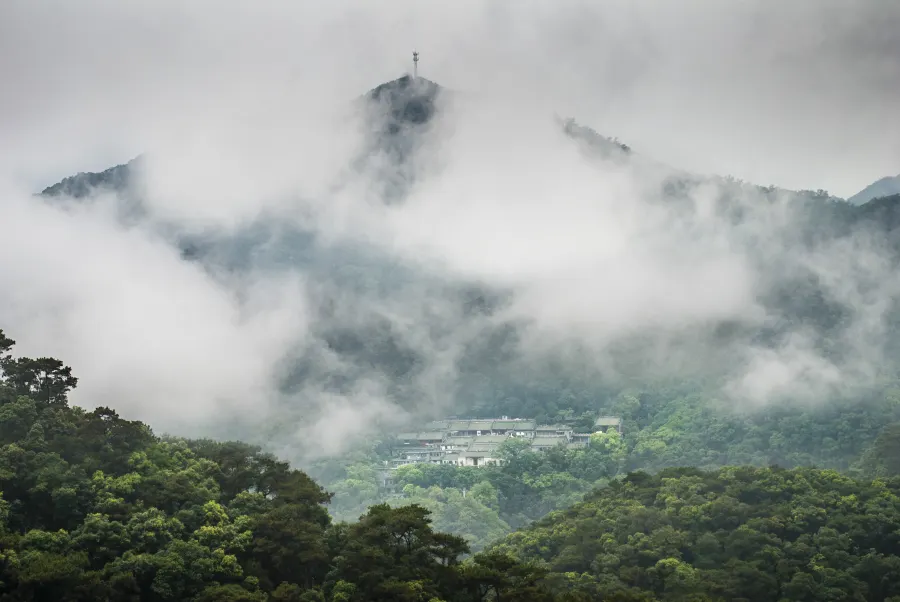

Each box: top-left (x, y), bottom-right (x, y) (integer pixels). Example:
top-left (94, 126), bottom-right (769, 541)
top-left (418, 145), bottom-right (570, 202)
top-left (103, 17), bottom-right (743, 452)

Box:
top-left (363, 75), bottom-right (443, 130)
top-left (367, 74), bottom-right (441, 96)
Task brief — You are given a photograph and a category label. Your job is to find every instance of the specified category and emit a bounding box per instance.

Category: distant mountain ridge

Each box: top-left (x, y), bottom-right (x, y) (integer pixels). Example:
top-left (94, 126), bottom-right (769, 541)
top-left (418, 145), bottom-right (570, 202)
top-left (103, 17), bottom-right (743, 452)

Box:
top-left (39, 155), bottom-right (143, 199)
top-left (28, 75), bottom-right (900, 444)
top-left (34, 75), bottom-right (635, 203)
top-left (848, 173), bottom-right (900, 205)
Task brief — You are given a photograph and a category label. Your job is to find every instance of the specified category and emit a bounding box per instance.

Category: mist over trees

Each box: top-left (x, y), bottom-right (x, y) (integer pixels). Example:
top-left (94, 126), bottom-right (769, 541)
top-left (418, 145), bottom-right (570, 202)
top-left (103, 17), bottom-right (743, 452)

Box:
top-left (26, 74), bottom-right (900, 462)
top-left (7, 77), bottom-right (900, 600)
top-left (4, 331), bottom-right (900, 600)
top-left (0, 330), bottom-right (567, 601)
top-left (3, 5), bottom-right (900, 596)
top-left (493, 466), bottom-right (900, 601)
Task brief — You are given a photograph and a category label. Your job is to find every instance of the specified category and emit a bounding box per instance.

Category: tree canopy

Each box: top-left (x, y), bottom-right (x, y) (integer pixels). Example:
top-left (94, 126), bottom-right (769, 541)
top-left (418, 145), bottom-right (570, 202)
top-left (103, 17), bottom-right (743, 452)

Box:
top-left (492, 466), bottom-right (900, 601)
top-left (0, 329), bottom-right (569, 601)
top-left (4, 328), bottom-right (900, 600)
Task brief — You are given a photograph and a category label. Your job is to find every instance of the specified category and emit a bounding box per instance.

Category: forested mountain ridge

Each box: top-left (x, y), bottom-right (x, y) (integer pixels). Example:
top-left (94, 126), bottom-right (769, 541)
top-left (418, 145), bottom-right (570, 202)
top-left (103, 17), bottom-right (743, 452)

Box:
top-left (4, 329), bottom-right (900, 600)
top-left (314, 384), bottom-right (900, 553)
top-left (490, 466), bottom-right (900, 601)
top-left (39, 156), bottom-right (142, 200)
top-left (27, 77), bottom-right (900, 478)
top-left (0, 329), bottom-right (570, 601)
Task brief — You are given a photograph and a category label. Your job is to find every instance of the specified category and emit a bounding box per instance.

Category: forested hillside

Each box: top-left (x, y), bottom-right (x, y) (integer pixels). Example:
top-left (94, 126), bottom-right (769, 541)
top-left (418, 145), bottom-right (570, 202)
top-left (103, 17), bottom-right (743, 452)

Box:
top-left (313, 383), bottom-right (900, 551)
top-left (492, 466), bottom-right (900, 601)
top-left (32, 73), bottom-right (900, 450)
top-left (18, 73), bottom-right (900, 598)
top-left (32, 74), bottom-right (900, 557)
top-left (7, 0), bottom-right (900, 596)
top-left (0, 329), bottom-right (573, 601)
top-left (5, 329), bottom-right (900, 600)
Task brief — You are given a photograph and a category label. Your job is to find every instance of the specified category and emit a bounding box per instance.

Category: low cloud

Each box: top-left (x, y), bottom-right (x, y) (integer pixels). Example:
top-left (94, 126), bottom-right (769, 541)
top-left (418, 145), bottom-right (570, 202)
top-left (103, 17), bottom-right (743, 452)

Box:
top-left (0, 185), bottom-right (308, 433)
top-left (1, 1), bottom-right (899, 458)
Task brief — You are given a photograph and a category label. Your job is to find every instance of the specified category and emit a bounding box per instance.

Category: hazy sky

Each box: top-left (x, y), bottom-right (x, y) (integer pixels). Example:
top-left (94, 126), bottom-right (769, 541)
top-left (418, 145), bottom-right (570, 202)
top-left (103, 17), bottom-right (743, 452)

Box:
top-left (1, 0), bottom-right (898, 197)
top-left (1, 1), bottom-right (900, 453)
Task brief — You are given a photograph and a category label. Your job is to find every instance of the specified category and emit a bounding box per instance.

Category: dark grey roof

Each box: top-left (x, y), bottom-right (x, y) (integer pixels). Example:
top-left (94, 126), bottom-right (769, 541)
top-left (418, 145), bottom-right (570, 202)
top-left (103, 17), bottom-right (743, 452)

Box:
top-left (397, 431), bottom-right (445, 441)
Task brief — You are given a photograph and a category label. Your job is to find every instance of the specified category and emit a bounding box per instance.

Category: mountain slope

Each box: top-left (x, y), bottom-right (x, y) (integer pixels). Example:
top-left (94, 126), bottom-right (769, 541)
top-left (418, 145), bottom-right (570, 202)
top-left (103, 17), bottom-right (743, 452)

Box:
top-left (848, 173), bottom-right (900, 205)
top-left (39, 155), bottom-right (142, 199)
top-left (364, 74), bottom-right (442, 131)
top-left (30, 77), bottom-right (900, 451)
top-left (492, 465), bottom-right (900, 601)
top-left (0, 333), bottom-right (572, 602)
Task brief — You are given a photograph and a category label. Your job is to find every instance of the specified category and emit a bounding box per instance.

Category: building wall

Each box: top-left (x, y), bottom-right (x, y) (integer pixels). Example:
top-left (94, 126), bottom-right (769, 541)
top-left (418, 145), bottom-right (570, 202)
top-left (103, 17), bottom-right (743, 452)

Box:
top-left (458, 455), bottom-right (502, 467)
top-left (391, 415), bottom-right (620, 469)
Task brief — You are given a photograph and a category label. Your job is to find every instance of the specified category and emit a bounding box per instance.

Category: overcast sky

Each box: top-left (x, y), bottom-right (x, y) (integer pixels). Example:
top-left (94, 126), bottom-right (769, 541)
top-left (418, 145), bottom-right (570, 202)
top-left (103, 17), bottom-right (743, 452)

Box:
top-left (2, 0), bottom-right (898, 198)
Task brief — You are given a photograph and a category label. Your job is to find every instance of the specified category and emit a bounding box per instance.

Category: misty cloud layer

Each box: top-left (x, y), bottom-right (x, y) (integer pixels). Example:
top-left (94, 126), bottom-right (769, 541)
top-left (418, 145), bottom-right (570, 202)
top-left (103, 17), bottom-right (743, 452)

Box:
top-left (1, 1), bottom-right (899, 459)
top-left (3, 0), bottom-right (899, 195)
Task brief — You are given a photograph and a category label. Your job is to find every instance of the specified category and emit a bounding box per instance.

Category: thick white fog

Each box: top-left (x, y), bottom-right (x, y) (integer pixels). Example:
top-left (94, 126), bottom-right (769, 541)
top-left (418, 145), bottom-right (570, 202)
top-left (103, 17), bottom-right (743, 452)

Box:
top-left (1, 0), bottom-right (899, 454)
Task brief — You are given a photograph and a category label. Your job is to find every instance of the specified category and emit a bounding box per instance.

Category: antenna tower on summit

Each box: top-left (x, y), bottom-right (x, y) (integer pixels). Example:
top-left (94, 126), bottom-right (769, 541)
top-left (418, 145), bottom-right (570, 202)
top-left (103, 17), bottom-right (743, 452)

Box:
top-left (413, 51), bottom-right (419, 78)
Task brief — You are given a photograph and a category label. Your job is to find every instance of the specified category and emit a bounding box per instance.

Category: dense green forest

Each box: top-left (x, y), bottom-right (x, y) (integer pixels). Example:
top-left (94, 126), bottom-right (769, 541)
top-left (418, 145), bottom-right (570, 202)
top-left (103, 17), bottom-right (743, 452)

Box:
top-left (312, 384), bottom-right (900, 551)
top-left (492, 466), bottom-right (900, 601)
top-left (0, 328), bottom-right (569, 601)
top-left (4, 328), bottom-right (900, 600)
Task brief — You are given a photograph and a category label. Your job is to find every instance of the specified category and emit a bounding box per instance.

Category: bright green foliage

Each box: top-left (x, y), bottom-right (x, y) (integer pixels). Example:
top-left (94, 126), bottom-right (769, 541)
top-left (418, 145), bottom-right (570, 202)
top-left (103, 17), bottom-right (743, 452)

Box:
top-left (389, 485), bottom-right (511, 551)
top-left (0, 330), bottom-right (568, 601)
top-left (382, 430), bottom-right (635, 535)
top-left (0, 374), bottom-right (337, 601)
top-left (493, 466), bottom-right (900, 601)
top-left (854, 422), bottom-right (900, 478)
top-left (5, 330), bottom-right (900, 599)
top-left (612, 388), bottom-right (900, 472)
top-left (321, 384), bottom-right (900, 552)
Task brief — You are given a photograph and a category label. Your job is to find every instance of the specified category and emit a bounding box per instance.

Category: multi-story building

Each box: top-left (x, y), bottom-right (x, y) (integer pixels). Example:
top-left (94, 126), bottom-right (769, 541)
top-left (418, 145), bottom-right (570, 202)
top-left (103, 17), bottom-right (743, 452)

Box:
top-left (390, 414), bottom-right (621, 468)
